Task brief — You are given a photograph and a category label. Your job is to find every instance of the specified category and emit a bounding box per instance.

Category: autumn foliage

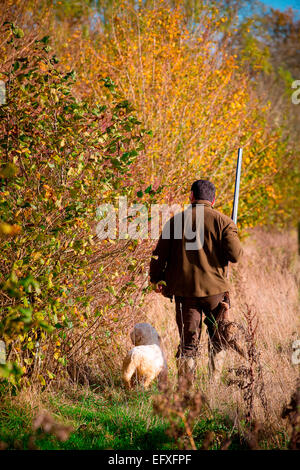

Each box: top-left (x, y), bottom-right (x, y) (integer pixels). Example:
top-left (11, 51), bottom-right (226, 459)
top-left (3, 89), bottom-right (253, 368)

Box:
top-left (54, 1), bottom-right (294, 226)
top-left (0, 0), bottom-right (299, 386)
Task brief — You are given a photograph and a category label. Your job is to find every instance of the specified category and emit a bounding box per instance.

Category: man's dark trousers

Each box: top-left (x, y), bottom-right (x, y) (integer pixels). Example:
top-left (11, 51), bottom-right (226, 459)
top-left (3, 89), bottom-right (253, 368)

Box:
top-left (175, 292), bottom-right (229, 359)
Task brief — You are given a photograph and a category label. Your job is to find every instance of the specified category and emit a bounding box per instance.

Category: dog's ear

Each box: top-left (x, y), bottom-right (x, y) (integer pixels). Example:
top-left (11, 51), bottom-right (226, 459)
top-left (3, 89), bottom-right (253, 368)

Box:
top-left (131, 330), bottom-right (142, 345)
top-left (130, 330), bottom-right (135, 344)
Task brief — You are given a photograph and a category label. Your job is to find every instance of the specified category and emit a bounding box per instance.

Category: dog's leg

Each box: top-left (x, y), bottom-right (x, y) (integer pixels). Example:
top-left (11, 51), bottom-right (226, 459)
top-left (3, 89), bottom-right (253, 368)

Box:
top-left (122, 353), bottom-right (136, 389)
top-left (143, 373), bottom-right (157, 390)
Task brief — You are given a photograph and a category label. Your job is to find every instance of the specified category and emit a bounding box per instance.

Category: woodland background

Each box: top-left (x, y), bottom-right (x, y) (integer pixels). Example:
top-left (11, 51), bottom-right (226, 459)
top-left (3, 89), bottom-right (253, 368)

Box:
top-left (0, 0), bottom-right (299, 450)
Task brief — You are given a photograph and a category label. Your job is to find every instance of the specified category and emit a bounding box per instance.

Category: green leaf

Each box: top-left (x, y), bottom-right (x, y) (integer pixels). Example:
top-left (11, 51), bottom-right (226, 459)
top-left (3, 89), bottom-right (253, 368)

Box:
top-left (39, 321), bottom-right (54, 333)
top-left (12, 25), bottom-right (24, 38)
top-left (40, 35), bottom-right (50, 44)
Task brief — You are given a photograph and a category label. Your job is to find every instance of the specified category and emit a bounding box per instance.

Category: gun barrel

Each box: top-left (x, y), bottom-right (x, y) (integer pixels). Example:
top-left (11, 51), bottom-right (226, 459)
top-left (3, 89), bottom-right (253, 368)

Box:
top-left (231, 148), bottom-right (243, 225)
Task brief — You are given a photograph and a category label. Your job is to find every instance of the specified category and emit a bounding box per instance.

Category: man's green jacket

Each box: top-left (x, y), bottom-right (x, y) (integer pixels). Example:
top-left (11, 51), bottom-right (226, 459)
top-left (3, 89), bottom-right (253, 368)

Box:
top-left (149, 199), bottom-right (243, 297)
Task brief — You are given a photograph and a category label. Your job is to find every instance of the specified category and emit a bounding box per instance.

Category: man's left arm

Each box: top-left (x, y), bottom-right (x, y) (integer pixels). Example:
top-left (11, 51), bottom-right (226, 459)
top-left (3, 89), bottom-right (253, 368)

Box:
top-left (149, 233), bottom-right (171, 286)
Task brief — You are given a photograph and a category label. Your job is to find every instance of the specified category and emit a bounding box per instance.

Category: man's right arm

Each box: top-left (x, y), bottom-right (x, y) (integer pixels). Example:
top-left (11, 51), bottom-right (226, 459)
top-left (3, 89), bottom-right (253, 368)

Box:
top-left (222, 219), bottom-right (243, 263)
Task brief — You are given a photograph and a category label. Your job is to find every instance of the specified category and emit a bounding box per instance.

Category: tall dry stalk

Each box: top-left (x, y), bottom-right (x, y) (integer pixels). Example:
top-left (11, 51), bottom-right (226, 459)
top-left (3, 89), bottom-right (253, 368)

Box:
top-left (226, 306), bottom-right (269, 422)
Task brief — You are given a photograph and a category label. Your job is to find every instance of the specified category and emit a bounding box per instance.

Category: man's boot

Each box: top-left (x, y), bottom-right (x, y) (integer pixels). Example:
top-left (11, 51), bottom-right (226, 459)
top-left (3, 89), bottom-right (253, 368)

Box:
top-left (208, 348), bottom-right (226, 382)
top-left (176, 356), bottom-right (196, 387)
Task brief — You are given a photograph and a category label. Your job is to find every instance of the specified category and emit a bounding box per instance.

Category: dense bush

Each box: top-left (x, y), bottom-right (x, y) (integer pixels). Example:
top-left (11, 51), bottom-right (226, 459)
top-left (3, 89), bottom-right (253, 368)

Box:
top-left (0, 22), bottom-right (151, 385)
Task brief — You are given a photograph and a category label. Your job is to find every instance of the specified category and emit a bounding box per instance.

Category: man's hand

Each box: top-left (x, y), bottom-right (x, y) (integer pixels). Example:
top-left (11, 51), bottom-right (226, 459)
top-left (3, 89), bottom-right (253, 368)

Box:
top-left (151, 282), bottom-right (164, 294)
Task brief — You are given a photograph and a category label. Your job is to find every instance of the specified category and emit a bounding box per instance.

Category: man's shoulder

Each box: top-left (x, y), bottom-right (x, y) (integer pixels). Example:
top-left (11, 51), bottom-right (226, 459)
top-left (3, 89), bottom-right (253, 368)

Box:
top-left (170, 204), bottom-right (234, 228)
top-left (207, 206), bottom-right (234, 227)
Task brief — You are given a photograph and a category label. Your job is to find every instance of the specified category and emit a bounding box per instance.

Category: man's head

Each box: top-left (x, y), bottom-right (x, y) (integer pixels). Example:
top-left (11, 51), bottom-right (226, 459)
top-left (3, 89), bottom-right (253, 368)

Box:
top-left (190, 180), bottom-right (216, 205)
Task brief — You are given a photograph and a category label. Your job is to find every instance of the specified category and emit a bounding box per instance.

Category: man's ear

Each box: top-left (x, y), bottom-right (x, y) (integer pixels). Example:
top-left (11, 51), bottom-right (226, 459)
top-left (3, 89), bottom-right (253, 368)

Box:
top-left (211, 196), bottom-right (215, 206)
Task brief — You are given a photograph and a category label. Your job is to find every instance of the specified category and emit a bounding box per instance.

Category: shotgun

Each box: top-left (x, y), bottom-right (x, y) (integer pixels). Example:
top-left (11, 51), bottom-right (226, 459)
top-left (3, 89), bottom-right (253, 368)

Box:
top-left (227, 148), bottom-right (243, 279)
top-left (231, 148), bottom-right (243, 225)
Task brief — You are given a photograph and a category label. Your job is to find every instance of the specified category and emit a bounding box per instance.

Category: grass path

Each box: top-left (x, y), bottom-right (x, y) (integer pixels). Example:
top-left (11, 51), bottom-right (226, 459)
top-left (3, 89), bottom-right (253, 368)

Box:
top-left (0, 384), bottom-right (256, 450)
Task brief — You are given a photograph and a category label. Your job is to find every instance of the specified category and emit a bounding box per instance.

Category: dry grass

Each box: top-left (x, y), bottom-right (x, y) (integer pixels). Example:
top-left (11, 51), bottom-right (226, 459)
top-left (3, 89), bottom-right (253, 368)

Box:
top-left (60, 228), bottom-right (299, 435)
top-left (144, 228), bottom-right (300, 439)
top-left (1, 228), bottom-right (299, 449)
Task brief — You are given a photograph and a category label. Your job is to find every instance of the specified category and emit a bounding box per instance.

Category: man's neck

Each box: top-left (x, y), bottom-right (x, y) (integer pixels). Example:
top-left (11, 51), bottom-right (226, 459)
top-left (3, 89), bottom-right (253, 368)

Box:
top-left (192, 199), bottom-right (213, 206)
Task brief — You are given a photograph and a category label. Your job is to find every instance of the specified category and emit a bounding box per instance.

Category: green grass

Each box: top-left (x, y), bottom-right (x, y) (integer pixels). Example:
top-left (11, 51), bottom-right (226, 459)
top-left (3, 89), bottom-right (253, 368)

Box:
top-left (44, 388), bottom-right (173, 450)
top-left (0, 384), bottom-right (289, 450)
top-left (0, 386), bottom-right (173, 450)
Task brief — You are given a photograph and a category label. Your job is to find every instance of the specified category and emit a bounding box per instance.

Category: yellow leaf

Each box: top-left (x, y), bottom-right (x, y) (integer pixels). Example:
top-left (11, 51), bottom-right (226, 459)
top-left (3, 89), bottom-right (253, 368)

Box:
top-left (38, 374), bottom-right (46, 386)
top-left (46, 370), bottom-right (54, 380)
top-left (0, 222), bottom-right (21, 237)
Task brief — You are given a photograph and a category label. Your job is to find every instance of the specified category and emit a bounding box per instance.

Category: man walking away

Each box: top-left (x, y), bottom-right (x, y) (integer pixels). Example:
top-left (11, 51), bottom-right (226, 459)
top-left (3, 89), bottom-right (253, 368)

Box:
top-left (149, 180), bottom-right (243, 382)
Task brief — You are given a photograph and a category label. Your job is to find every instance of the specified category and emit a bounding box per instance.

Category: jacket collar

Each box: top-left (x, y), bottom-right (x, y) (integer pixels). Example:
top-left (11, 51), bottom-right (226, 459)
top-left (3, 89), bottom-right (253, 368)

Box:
top-left (192, 199), bottom-right (213, 207)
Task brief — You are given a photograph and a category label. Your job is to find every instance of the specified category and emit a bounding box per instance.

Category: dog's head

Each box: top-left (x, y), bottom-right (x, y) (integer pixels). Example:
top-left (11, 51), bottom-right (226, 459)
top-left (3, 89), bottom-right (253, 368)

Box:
top-left (130, 323), bottom-right (161, 346)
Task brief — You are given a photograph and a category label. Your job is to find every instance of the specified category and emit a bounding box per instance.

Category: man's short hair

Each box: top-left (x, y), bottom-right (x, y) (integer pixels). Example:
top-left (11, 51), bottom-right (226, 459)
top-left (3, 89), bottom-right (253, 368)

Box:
top-left (191, 180), bottom-right (215, 202)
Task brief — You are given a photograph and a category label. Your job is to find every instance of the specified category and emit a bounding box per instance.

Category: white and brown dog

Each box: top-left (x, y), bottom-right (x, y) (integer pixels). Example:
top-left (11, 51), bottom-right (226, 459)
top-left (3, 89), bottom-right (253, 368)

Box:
top-left (122, 323), bottom-right (168, 390)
